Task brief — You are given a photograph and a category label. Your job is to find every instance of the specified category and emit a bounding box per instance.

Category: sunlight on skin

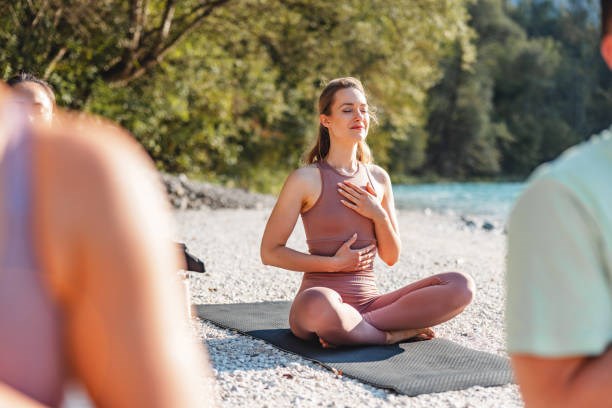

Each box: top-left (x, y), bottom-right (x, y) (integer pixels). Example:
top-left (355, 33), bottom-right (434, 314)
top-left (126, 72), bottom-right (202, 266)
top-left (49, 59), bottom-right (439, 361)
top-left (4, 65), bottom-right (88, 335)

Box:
top-left (10, 81), bottom-right (54, 125)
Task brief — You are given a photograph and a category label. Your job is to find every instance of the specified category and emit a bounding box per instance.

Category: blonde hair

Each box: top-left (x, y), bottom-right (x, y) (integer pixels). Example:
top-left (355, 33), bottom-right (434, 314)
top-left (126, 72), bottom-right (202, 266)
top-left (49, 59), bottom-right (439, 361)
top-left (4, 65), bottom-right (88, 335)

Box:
top-left (304, 77), bottom-right (374, 164)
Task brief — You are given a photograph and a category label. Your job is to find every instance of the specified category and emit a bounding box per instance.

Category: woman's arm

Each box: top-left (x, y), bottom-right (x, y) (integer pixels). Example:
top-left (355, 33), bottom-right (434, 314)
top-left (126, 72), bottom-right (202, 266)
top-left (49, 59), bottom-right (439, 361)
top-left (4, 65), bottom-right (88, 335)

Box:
top-left (373, 167), bottom-right (401, 264)
top-left (338, 165), bottom-right (401, 265)
top-left (512, 350), bottom-right (612, 408)
top-left (261, 168), bottom-right (375, 273)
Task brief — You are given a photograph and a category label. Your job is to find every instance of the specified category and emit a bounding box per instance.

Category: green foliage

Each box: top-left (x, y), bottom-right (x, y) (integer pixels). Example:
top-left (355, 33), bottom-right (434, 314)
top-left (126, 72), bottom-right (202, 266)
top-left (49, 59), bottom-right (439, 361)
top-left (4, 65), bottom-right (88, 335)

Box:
top-left (419, 0), bottom-right (610, 179)
top-left (2, 0), bottom-right (473, 193)
top-left (1, 0), bottom-right (608, 190)
top-left (425, 41), bottom-right (502, 178)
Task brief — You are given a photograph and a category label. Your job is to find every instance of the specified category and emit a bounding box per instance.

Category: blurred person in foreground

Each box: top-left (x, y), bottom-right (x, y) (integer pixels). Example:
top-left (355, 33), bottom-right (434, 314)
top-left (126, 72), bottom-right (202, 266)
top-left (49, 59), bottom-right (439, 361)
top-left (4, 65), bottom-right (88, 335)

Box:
top-left (7, 72), bottom-right (201, 318)
top-left (505, 1), bottom-right (612, 407)
top-left (7, 71), bottom-right (55, 125)
top-left (0, 80), bottom-right (216, 407)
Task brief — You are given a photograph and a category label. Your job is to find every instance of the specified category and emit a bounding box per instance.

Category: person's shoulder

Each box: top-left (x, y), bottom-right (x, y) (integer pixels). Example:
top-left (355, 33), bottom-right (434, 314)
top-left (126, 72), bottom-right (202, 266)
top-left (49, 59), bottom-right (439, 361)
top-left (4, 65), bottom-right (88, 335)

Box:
top-left (293, 163), bottom-right (319, 176)
top-left (512, 126), bottom-right (612, 232)
top-left (36, 113), bottom-right (160, 210)
top-left (366, 163), bottom-right (391, 184)
top-left (531, 126), bottom-right (612, 185)
top-left (39, 113), bottom-right (153, 178)
top-left (525, 126), bottom-right (612, 209)
top-left (278, 163), bottom-right (320, 196)
top-left (288, 163), bottom-right (320, 183)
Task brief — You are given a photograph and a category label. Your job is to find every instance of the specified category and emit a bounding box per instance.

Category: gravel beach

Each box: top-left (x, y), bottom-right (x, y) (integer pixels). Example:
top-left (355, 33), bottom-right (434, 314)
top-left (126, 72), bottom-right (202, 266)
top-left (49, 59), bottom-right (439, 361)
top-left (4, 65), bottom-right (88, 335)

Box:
top-left (176, 208), bottom-right (524, 408)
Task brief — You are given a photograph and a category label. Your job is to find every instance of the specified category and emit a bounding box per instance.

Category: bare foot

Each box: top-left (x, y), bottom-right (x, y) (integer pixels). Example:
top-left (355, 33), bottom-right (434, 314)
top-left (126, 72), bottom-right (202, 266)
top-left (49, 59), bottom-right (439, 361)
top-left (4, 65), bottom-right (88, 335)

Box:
top-left (385, 327), bottom-right (435, 344)
top-left (319, 337), bottom-right (337, 349)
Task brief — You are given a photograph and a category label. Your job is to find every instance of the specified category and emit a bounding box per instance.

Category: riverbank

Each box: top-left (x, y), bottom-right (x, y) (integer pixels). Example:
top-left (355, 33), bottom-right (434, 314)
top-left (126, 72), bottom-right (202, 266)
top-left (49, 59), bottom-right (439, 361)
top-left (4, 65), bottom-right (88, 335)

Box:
top-left (162, 173), bottom-right (512, 233)
top-left (161, 173), bottom-right (276, 210)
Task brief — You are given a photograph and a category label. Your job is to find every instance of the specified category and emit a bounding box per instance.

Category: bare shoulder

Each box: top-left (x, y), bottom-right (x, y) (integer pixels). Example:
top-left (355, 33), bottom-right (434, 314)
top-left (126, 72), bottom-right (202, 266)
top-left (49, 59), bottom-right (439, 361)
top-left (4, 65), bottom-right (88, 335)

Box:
top-left (281, 163), bottom-right (321, 212)
top-left (285, 163), bottom-right (321, 191)
top-left (41, 115), bottom-right (154, 178)
top-left (37, 115), bottom-right (160, 204)
top-left (366, 164), bottom-right (392, 186)
top-left (290, 163), bottom-right (320, 182)
top-left (35, 114), bottom-right (167, 224)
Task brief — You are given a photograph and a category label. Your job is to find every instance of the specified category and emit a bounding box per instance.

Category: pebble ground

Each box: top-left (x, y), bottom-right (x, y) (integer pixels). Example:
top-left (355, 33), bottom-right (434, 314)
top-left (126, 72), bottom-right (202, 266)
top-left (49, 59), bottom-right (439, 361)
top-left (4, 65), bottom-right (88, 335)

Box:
top-left (176, 209), bottom-right (524, 408)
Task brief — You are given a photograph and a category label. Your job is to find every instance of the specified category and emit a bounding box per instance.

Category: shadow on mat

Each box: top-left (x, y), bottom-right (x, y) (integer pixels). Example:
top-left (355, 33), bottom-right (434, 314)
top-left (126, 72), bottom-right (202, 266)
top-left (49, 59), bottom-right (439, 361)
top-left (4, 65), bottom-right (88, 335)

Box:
top-left (197, 302), bottom-right (514, 395)
top-left (247, 329), bottom-right (405, 363)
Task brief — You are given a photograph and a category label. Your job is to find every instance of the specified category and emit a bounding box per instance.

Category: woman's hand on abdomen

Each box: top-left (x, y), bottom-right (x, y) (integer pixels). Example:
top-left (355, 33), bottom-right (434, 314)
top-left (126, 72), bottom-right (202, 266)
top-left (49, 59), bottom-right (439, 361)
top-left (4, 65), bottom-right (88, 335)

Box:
top-left (331, 233), bottom-right (377, 272)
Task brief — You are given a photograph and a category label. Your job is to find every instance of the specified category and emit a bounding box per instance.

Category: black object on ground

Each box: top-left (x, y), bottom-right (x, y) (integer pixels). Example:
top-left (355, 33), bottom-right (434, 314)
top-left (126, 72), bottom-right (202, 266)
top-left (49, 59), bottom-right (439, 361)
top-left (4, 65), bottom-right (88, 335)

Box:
top-left (177, 242), bottom-right (206, 273)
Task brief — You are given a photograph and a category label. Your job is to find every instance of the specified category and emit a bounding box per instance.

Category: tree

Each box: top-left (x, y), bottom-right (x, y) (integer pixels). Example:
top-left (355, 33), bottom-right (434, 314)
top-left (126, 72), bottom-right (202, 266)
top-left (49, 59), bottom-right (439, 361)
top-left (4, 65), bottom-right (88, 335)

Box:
top-left (420, 0), bottom-right (605, 179)
top-left (425, 44), bottom-right (506, 178)
top-left (422, 0), bottom-right (519, 178)
top-left (1, 0), bottom-right (474, 191)
top-left (1, 0), bottom-right (232, 106)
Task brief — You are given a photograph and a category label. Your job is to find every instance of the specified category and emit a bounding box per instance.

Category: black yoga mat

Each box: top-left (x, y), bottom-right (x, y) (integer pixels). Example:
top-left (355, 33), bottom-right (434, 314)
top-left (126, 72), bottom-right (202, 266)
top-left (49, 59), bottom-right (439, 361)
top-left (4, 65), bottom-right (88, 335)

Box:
top-left (195, 301), bottom-right (513, 396)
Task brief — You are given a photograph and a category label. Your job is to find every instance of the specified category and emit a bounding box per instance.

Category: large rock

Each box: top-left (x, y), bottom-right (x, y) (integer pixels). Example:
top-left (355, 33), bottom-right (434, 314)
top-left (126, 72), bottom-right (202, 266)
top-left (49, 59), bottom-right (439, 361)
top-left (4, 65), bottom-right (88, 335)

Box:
top-left (161, 173), bottom-right (276, 210)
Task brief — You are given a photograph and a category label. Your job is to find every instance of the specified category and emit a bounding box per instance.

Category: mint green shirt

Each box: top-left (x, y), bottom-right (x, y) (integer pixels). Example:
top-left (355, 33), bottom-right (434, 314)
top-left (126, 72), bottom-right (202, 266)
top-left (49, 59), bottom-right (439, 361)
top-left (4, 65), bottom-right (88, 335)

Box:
top-left (506, 127), bottom-right (612, 356)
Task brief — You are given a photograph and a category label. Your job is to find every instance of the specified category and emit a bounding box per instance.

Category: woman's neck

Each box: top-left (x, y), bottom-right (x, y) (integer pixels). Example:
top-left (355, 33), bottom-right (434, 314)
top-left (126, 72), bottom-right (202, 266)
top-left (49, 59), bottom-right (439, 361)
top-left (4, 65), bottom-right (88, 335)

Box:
top-left (325, 144), bottom-right (359, 172)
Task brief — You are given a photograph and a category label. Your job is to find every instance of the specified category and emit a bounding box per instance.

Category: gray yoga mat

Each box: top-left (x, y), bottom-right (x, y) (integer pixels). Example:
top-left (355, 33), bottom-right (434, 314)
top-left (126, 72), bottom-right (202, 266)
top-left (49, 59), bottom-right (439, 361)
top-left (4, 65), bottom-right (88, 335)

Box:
top-left (195, 301), bottom-right (513, 396)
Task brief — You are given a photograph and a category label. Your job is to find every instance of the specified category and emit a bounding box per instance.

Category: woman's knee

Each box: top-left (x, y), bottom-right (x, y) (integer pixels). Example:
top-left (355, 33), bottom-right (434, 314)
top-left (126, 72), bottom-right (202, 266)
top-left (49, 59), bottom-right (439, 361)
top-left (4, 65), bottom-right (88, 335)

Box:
top-left (290, 287), bottom-right (342, 325)
top-left (441, 271), bottom-right (475, 308)
top-left (296, 287), bottom-right (342, 308)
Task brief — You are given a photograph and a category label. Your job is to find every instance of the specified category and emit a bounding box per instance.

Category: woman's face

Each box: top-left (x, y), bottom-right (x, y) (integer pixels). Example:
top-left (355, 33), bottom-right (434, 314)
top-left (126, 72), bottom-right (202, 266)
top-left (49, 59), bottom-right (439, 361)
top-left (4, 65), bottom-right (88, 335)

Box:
top-left (321, 87), bottom-right (369, 143)
top-left (12, 81), bottom-right (54, 125)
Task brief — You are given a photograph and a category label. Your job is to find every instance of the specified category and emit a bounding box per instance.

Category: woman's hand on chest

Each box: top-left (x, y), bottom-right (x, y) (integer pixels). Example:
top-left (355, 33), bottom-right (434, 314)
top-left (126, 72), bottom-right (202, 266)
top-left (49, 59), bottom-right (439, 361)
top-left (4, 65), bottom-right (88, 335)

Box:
top-left (337, 179), bottom-right (387, 221)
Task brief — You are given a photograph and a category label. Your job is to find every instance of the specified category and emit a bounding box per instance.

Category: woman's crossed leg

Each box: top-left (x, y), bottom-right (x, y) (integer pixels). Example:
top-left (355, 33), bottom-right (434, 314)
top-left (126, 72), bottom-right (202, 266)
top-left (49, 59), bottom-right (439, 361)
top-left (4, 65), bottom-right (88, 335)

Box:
top-left (289, 272), bottom-right (474, 347)
top-left (362, 272), bottom-right (474, 331)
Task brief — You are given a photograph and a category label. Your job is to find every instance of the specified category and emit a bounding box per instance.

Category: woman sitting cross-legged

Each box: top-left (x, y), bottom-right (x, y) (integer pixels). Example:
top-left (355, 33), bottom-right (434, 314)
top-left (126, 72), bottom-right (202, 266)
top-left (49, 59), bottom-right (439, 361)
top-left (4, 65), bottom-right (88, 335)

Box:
top-left (260, 77), bottom-right (475, 348)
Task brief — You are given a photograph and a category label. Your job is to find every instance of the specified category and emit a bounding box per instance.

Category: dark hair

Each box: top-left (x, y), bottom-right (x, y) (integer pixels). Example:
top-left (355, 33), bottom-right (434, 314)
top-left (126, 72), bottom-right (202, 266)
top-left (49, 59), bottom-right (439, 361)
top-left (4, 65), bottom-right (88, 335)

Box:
top-left (603, 0), bottom-right (611, 37)
top-left (304, 77), bottom-right (375, 164)
top-left (6, 71), bottom-right (56, 107)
